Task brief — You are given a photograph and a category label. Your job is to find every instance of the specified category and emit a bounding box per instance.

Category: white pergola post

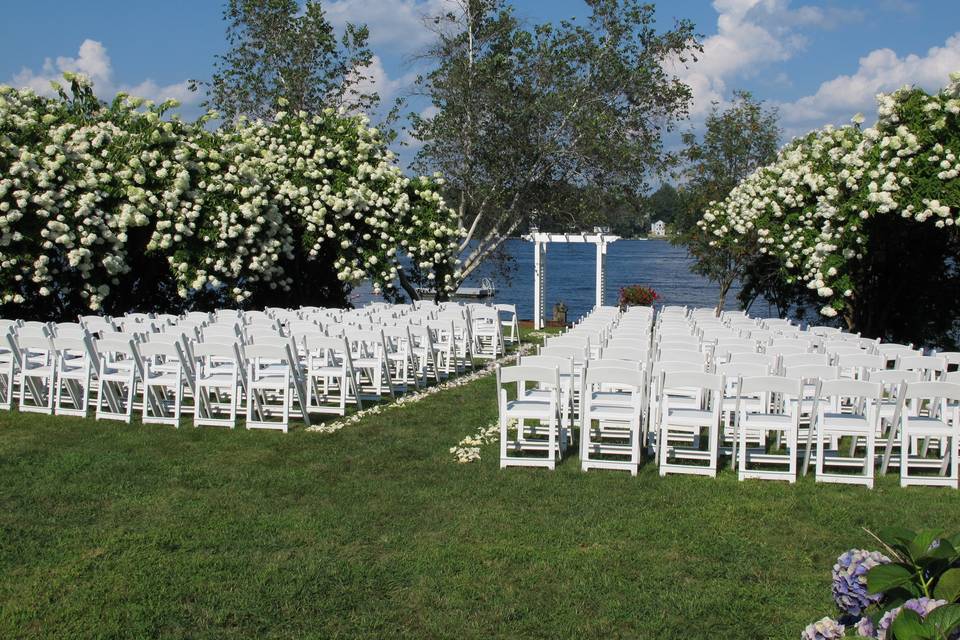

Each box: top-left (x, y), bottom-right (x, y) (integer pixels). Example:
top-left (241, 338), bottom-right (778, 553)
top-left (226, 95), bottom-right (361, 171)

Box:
top-left (522, 231), bottom-right (619, 329)
top-left (595, 240), bottom-right (607, 309)
top-left (533, 239), bottom-right (546, 330)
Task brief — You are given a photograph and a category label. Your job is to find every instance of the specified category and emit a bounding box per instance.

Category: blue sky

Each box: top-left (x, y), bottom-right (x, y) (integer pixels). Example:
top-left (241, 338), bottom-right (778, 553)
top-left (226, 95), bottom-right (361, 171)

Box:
top-left (3, 0), bottom-right (960, 163)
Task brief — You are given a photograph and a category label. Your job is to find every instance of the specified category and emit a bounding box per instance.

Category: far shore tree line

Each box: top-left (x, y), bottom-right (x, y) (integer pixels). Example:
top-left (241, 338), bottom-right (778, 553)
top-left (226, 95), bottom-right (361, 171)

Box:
top-left (3, 0), bottom-right (957, 346)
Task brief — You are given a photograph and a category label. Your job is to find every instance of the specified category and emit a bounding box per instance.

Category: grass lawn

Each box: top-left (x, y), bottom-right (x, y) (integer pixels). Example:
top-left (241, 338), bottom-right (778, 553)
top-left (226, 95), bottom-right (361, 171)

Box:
top-left (1, 361), bottom-right (957, 639)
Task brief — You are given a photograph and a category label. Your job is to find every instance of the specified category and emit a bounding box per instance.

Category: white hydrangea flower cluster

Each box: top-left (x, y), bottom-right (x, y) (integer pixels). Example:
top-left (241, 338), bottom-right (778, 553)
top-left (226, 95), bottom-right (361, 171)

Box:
top-left (0, 77), bottom-right (461, 310)
top-left (697, 72), bottom-right (960, 319)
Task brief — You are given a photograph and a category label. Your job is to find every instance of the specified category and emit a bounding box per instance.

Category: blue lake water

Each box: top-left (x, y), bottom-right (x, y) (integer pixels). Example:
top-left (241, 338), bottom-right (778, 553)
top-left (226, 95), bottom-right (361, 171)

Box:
top-left (356, 238), bottom-right (777, 322)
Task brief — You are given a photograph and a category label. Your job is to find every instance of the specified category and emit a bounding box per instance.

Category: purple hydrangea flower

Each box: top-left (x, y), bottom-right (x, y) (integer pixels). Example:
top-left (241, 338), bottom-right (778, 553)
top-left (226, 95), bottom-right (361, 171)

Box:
top-left (832, 549), bottom-right (891, 616)
top-left (853, 616), bottom-right (876, 638)
top-left (802, 617), bottom-right (847, 639)
top-left (876, 597), bottom-right (948, 640)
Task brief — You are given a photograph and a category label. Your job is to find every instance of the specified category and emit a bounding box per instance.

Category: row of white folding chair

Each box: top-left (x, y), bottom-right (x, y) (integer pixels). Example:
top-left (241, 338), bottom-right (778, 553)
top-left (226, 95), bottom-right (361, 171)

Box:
top-left (8, 330), bottom-right (314, 432)
top-left (665, 368), bottom-right (959, 488)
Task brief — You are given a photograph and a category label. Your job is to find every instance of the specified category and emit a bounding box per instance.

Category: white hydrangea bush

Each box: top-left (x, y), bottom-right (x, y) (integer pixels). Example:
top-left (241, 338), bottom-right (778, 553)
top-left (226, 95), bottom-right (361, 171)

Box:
top-left (697, 72), bottom-right (960, 321)
top-left (0, 75), bottom-right (460, 314)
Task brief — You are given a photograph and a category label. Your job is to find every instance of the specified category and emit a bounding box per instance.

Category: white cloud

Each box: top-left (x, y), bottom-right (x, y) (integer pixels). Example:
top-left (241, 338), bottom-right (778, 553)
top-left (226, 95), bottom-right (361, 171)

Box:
top-left (676, 0), bottom-right (863, 117)
top-left (324, 0), bottom-right (452, 53)
top-left (11, 39), bottom-right (199, 106)
top-left (352, 54), bottom-right (418, 106)
top-left (778, 32), bottom-right (960, 137)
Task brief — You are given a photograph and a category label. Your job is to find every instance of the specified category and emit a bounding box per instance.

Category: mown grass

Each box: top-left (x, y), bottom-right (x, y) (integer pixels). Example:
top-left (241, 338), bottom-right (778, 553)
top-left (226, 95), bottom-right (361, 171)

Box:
top-left (1, 360), bottom-right (957, 639)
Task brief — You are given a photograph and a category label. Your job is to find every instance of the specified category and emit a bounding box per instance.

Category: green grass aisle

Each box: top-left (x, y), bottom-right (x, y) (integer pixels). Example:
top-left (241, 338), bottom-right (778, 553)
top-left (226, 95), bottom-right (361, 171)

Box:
top-left (1, 370), bottom-right (957, 639)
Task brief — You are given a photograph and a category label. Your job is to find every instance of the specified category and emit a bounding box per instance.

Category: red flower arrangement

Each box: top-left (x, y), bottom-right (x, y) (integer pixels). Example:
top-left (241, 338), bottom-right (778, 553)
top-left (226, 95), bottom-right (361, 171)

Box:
top-left (618, 285), bottom-right (660, 308)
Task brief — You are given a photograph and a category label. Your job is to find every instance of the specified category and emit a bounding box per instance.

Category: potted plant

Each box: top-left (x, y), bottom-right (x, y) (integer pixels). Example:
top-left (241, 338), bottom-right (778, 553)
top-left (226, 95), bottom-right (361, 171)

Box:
top-left (618, 285), bottom-right (660, 308)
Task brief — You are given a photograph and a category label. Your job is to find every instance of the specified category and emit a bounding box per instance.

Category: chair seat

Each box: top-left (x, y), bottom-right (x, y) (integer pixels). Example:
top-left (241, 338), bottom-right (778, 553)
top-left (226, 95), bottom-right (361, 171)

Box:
top-left (353, 358), bottom-right (382, 369)
top-left (103, 361), bottom-right (135, 375)
top-left (249, 374), bottom-right (290, 389)
top-left (665, 408), bottom-right (714, 427)
top-left (144, 371), bottom-right (182, 385)
top-left (504, 399), bottom-right (555, 419)
top-left (586, 404), bottom-right (638, 422)
top-left (742, 413), bottom-right (794, 430)
top-left (903, 416), bottom-right (955, 437)
top-left (198, 373), bottom-right (236, 387)
top-left (309, 366), bottom-right (346, 377)
top-left (820, 413), bottom-right (872, 433)
top-left (58, 361), bottom-right (90, 378)
top-left (23, 365), bottom-right (54, 376)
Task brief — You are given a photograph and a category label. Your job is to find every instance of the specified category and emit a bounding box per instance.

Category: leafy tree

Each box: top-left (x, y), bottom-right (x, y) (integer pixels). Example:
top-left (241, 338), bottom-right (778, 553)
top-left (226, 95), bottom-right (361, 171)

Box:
top-left (409, 0), bottom-right (701, 293)
top-left (193, 0), bottom-right (377, 119)
top-left (674, 90), bottom-right (780, 312)
top-left (646, 183), bottom-right (681, 226)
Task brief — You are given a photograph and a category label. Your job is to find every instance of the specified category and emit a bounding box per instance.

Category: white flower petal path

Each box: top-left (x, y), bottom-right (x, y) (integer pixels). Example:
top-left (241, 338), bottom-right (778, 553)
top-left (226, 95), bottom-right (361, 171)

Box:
top-left (305, 343), bottom-right (535, 435)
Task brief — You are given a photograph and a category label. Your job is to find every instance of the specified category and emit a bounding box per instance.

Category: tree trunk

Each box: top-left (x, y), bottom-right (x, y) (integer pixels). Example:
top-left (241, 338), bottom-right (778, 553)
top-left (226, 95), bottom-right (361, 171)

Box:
top-left (397, 269), bottom-right (421, 303)
top-left (715, 279), bottom-right (732, 317)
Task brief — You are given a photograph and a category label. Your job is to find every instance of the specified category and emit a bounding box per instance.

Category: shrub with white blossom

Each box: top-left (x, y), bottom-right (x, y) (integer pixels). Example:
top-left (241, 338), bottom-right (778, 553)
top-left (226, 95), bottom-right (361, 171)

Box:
top-left (697, 72), bottom-right (960, 334)
top-left (0, 74), bottom-right (461, 318)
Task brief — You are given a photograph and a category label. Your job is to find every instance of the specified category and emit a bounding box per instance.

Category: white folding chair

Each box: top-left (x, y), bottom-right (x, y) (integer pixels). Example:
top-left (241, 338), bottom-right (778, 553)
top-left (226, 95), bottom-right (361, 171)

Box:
top-left (52, 336), bottom-right (93, 417)
top-left (304, 335), bottom-right (362, 416)
top-left (347, 329), bottom-right (395, 401)
top-left (734, 376), bottom-right (803, 483)
top-left (382, 326), bottom-right (420, 392)
top-left (497, 364), bottom-right (565, 470)
top-left (883, 381), bottom-right (960, 488)
top-left (809, 379), bottom-right (882, 488)
top-left (94, 338), bottom-right (140, 423)
top-left (139, 341), bottom-right (185, 427)
top-left (580, 364), bottom-right (644, 475)
top-left (495, 304), bottom-right (519, 346)
top-left (245, 343), bottom-right (310, 433)
top-left (13, 334), bottom-right (56, 414)
top-left (193, 342), bottom-right (241, 429)
top-left (0, 326), bottom-right (18, 409)
top-left (658, 371), bottom-right (724, 477)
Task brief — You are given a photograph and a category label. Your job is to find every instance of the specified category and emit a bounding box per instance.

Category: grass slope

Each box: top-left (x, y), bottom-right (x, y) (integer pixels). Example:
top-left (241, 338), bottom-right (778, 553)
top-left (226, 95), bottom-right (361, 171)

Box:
top-left (0, 371), bottom-right (957, 639)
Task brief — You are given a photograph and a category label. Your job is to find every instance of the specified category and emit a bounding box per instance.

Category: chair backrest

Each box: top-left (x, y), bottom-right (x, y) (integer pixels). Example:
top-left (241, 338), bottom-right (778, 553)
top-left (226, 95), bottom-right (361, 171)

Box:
top-left (739, 375), bottom-right (803, 398)
top-left (201, 325), bottom-right (241, 341)
top-left (662, 370), bottom-right (723, 394)
top-left (520, 355), bottom-right (574, 376)
top-left (933, 351), bottom-right (960, 372)
top-left (729, 352), bottom-right (779, 368)
top-left (808, 326), bottom-right (841, 337)
top-left (818, 378), bottom-right (882, 405)
top-left (657, 340), bottom-right (700, 353)
top-left (784, 364), bottom-right (840, 382)
top-left (248, 334), bottom-right (294, 350)
top-left (192, 342), bottom-right (239, 360)
top-left (837, 352), bottom-right (885, 372)
top-left (895, 354), bottom-right (947, 380)
top-left (600, 346), bottom-right (648, 364)
top-left (657, 349), bottom-right (706, 365)
top-left (52, 336), bottom-right (91, 365)
top-left (245, 343), bottom-right (292, 367)
top-left (138, 341), bottom-right (181, 361)
top-left (867, 369), bottom-right (921, 386)
top-left (497, 364), bottom-right (560, 388)
top-left (715, 361), bottom-right (770, 379)
top-left (95, 337), bottom-right (137, 358)
top-left (780, 352), bottom-right (830, 369)
top-left (53, 322), bottom-right (87, 338)
top-left (900, 381), bottom-right (960, 403)
top-left (584, 363), bottom-right (643, 390)
top-left (539, 345), bottom-right (587, 364)
top-left (651, 360), bottom-right (707, 377)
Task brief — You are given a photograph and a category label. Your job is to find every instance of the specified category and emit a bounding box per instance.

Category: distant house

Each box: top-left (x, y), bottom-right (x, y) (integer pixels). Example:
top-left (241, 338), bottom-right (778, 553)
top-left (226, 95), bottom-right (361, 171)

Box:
top-left (650, 219), bottom-right (667, 237)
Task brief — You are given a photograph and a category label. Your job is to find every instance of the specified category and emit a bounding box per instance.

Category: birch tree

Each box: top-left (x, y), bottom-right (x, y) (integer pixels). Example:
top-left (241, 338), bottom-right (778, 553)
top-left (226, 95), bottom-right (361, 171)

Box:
top-left (409, 0), bottom-right (701, 292)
